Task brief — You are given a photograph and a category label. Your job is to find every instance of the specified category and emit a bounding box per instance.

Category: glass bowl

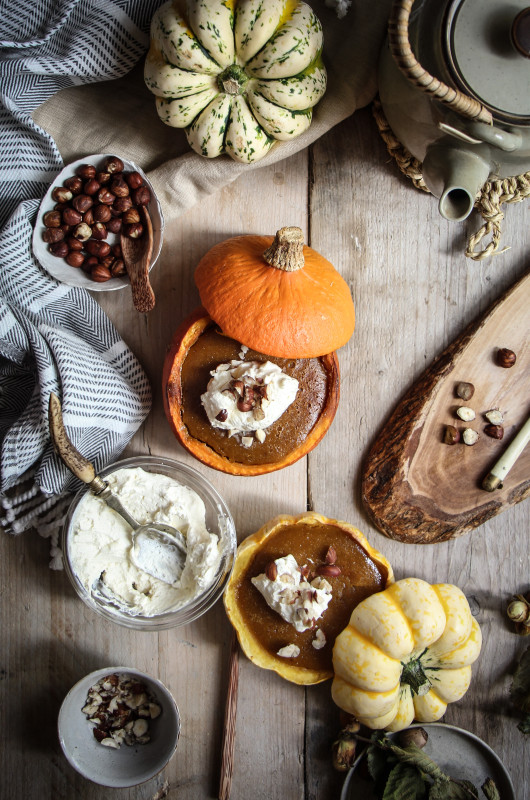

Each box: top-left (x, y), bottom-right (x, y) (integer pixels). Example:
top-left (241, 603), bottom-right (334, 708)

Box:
top-left (62, 455), bottom-right (236, 630)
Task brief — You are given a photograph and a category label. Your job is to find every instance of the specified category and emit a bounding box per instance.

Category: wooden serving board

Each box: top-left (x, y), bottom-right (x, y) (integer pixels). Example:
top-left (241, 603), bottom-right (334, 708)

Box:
top-left (361, 272), bottom-right (530, 543)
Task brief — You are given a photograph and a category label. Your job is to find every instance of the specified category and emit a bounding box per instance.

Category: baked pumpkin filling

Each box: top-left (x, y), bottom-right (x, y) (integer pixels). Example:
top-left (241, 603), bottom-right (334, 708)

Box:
top-left (232, 522), bottom-right (389, 672)
top-left (180, 324), bottom-right (331, 465)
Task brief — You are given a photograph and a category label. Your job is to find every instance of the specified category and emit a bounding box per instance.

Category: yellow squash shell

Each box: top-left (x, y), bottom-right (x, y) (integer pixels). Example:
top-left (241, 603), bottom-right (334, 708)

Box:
top-left (331, 577), bottom-right (482, 731)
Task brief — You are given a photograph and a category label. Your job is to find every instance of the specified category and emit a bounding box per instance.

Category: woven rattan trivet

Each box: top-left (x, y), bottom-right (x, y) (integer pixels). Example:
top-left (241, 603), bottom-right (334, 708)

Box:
top-left (372, 99), bottom-right (530, 261)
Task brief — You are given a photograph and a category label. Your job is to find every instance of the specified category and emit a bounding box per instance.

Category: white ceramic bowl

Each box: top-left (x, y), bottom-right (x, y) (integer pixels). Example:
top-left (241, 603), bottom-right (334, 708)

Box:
top-left (32, 153), bottom-right (164, 291)
top-left (62, 455), bottom-right (237, 630)
top-left (58, 666), bottom-right (180, 787)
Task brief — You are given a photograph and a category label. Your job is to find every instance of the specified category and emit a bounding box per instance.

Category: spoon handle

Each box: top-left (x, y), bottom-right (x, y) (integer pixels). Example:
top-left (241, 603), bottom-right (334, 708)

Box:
top-left (48, 393), bottom-right (99, 485)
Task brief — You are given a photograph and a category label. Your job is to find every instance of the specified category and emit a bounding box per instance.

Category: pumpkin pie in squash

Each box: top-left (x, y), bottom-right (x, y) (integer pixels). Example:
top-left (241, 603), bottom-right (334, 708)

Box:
top-left (223, 512), bottom-right (393, 685)
top-left (162, 227), bottom-right (354, 475)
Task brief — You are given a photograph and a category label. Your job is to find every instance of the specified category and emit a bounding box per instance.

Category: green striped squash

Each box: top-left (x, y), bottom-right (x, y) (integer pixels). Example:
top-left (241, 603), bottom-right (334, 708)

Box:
top-left (145, 0), bottom-right (327, 163)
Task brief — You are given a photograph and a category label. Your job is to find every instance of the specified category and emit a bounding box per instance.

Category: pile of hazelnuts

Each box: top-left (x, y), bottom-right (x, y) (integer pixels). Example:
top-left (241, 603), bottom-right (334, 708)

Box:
top-left (42, 155), bottom-right (151, 283)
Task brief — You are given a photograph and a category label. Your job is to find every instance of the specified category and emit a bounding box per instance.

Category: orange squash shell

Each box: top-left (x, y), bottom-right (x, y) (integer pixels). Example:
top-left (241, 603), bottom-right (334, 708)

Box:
top-left (223, 512), bottom-right (394, 685)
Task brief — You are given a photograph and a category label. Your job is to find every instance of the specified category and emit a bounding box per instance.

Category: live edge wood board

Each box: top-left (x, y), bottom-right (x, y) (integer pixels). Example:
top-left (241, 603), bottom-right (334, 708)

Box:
top-left (362, 271), bottom-right (530, 544)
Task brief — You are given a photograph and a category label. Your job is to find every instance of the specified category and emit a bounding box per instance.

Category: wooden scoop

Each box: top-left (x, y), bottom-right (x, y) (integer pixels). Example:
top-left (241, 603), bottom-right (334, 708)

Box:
top-left (121, 205), bottom-right (155, 313)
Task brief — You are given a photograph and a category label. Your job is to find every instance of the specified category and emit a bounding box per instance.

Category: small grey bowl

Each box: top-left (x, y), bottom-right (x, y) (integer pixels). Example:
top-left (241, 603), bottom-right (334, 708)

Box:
top-left (58, 667), bottom-right (180, 788)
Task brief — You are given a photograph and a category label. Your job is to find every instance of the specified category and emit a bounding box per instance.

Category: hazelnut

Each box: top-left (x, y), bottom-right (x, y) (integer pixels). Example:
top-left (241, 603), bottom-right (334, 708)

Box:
top-left (66, 251), bottom-right (85, 268)
top-left (122, 207), bottom-right (140, 225)
top-left (97, 188), bottom-right (116, 205)
top-left (83, 208), bottom-right (95, 226)
top-left (83, 256), bottom-right (99, 273)
top-left (72, 222), bottom-right (92, 242)
top-left (100, 255), bottom-right (115, 270)
top-left (93, 204), bottom-right (112, 223)
top-left (49, 241), bottom-right (69, 258)
top-left (125, 171), bottom-right (143, 189)
top-left (325, 546), bottom-right (337, 565)
top-left (91, 264), bottom-right (112, 282)
top-left (64, 176), bottom-right (83, 194)
top-left (96, 171), bottom-right (111, 185)
top-left (76, 163), bottom-right (96, 180)
top-left (60, 223), bottom-right (72, 236)
top-left (265, 562), bottom-right (278, 581)
top-left (111, 244), bottom-right (122, 258)
top-left (485, 409), bottom-right (504, 425)
top-left (111, 259), bottom-right (126, 277)
top-left (105, 156), bottom-right (124, 174)
top-left (110, 176), bottom-right (129, 197)
top-left (83, 178), bottom-right (101, 196)
top-left (42, 228), bottom-right (65, 244)
top-left (85, 239), bottom-right (111, 258)
top-left (456, 406), bottom-right (476, 422)
top-left (62, 207), bottom-right (82, 226)
top-left (112, 196), bottom-right (133, 214)
top-left (132, 185), bottom-right (151, 206)
top-left (496, 348), bottom-right (517, 368)
top-left (51, 185), bottom-right (73, 203)
top-left (455, 381), bottom-right (475, 401)
top-left (484, 424), bottom-right (504, 440)
top-left (43, 210), bottom-right (62, 227)
top-left (443, 425), bottom-right (461, 445)
top-left (106, 217), bottom-right (122, 234)
top-left (66, 236), bottom-right (84, 251)
top-left (316, 564), bottom-right (341, 577)
top-left (462, 428), bottom-right (479, 446)
top-left (124, 222), bottom-right (143, 239)
top-left (91, 222), bottom-right (107, 240)
top-left (72, 194), bottom-right (93, 213)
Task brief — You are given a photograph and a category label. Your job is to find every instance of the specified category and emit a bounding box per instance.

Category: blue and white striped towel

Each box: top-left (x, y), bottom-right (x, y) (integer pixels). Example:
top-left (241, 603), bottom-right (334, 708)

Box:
top-left (0, 0), bottom-right (163, 557)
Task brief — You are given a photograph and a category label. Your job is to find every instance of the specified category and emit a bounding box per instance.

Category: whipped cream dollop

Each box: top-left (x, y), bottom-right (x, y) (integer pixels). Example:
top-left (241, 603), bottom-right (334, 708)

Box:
top-left (201, 360), bottom-right (298, 442)
top-left (251, 554), bottom-right (332, 633)
top-left (68, 467), bottom-right (223, 617)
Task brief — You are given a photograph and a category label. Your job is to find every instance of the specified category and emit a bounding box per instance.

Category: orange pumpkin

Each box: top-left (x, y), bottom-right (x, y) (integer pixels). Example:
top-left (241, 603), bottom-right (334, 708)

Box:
top-left (194, 227), bottom-right (355, 358)
top-left (162, 308), bottom-right (340, 476)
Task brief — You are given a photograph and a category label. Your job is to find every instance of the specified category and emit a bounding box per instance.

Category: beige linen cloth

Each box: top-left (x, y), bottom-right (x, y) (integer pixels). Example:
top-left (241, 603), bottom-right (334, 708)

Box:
top-left (32, 0), bottom-right (393, 223)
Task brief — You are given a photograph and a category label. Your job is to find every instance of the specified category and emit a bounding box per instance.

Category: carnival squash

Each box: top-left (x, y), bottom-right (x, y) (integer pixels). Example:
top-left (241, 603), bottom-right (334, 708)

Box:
top-left (145, 0), bottom-right (327, 163)
top-left (195, 226), bottom-right (355, 358)
top-left (332, 578), bottom-right (482, 731)
top-left (223, 512), bottom-right (394, 684)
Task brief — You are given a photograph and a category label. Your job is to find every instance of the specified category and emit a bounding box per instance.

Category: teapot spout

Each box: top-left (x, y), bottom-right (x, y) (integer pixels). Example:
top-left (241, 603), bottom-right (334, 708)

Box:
top-left (422, 145), bottom-right (491, 222)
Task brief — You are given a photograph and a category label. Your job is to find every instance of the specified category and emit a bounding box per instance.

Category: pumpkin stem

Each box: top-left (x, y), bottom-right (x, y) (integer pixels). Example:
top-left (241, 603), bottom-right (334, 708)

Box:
top-left (218, 64), bottom-right (248, 96)
top-left (262, 227), bottom-right (305, 273)
top-left (400, 650), bottom-right (432, 696)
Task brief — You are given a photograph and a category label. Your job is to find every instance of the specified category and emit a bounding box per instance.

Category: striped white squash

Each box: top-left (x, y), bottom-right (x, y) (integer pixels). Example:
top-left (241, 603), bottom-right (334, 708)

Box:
top-left (145, 0), bottom-right (327, 163)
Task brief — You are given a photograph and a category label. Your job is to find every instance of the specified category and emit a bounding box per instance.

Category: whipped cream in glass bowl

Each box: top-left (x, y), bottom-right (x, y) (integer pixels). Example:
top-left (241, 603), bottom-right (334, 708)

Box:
top-left (62, 456), bottom-right (236, 630)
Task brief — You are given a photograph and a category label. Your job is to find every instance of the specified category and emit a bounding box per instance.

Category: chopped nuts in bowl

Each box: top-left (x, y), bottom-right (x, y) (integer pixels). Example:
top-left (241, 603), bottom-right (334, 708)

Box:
top-left (58, 667), bottom-right (180, 787)
top-left (32, 154), bottom-right (164, 291)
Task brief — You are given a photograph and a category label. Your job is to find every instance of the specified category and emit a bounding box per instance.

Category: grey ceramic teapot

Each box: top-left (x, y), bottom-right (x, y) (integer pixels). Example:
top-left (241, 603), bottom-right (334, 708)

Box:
top-left (378, 0), bottom-right (530, 221)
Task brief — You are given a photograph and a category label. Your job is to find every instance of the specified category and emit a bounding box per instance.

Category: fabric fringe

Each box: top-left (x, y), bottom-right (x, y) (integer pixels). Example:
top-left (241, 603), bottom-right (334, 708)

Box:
top-left (1, 468), bottom-right (70, 569)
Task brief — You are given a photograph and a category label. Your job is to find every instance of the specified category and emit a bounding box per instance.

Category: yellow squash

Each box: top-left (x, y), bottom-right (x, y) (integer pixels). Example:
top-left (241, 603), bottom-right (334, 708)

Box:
top-left (331, 577), bottom-right (482, 731)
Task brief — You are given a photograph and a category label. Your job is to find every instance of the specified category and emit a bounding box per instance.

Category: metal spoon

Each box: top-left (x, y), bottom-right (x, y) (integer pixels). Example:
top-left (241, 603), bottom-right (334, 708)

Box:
top-left (48, 393), bottom-right (186, 585)
top-left (121, 204), bottom-right (155, 313)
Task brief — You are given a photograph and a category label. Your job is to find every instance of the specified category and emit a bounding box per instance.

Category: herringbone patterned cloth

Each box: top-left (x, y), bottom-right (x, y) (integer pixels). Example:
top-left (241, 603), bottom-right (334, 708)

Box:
top-left (0, 0), bottom-right (161, 548)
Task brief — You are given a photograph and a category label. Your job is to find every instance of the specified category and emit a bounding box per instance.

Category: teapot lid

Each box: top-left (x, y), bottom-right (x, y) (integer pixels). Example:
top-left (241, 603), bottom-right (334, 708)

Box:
top-left (445, 0), bottom-right (530, 124)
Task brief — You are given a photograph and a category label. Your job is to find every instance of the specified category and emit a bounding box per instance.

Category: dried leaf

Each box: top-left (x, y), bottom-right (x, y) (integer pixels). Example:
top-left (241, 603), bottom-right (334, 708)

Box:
top-left (428, 778), bottom-right (478, 800)
top-left (481, 777), bottom-right (501, 800)
top-left (367, 742), bottom-right (395, 795)
top-left (382, 763), bottom-right (426, 799)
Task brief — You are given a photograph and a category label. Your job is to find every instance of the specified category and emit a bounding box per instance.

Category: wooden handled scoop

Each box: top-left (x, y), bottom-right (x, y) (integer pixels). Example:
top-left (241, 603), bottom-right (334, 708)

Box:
top-left (121, 204), bottom-right (155, 313)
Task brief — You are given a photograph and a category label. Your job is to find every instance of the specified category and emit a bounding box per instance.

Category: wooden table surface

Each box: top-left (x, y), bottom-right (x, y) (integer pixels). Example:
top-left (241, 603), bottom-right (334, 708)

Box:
top-left (2, 106), bottom-right (529, 800)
